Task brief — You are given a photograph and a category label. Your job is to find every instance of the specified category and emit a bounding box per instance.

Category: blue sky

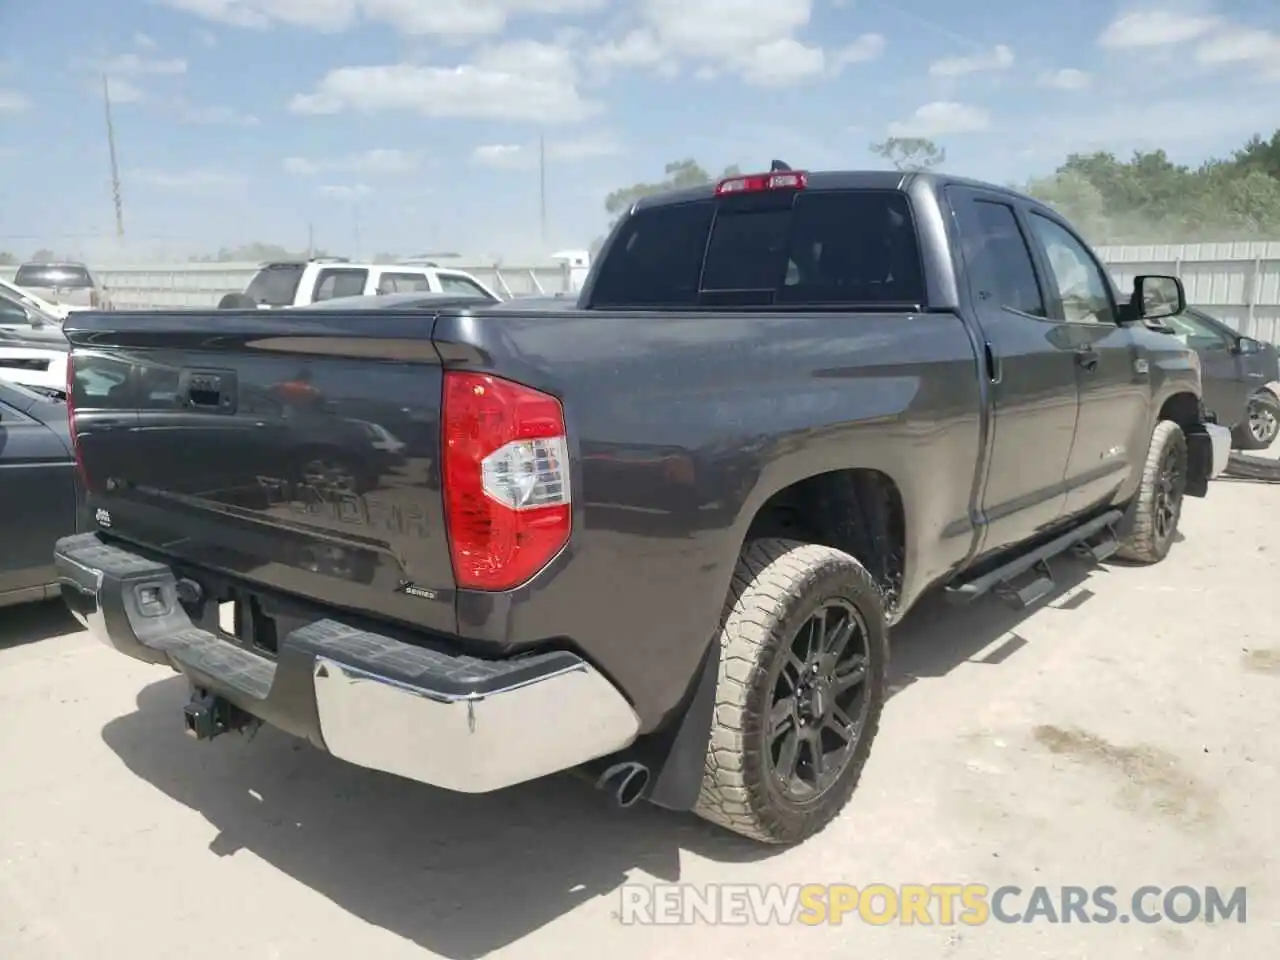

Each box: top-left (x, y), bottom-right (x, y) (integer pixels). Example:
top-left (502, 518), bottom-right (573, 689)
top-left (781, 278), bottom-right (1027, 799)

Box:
top-left (1, 0), bottom-right (1277, 262)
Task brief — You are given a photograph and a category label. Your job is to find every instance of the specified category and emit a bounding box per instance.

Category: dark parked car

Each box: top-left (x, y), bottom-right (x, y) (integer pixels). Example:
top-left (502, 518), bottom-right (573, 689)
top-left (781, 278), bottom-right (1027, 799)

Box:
top-left (55, 168), bottom-right (1230, 846)
top-left (0, 379), bottom-right (79, 608)
top-left (1162, 306), bottom-right (1278, 450)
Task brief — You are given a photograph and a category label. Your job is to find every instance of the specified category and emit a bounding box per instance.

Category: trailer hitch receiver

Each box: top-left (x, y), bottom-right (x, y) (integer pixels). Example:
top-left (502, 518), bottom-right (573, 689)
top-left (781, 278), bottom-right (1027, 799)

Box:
top-left (183, 688), bottom-right (256, 740)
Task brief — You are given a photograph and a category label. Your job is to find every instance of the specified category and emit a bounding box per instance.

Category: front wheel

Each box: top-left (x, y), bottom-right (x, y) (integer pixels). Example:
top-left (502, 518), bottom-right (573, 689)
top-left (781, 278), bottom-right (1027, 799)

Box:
top-left (1232, 390), bottom-right (1280, 451)
top-left (694, 539), bottom-right (889, 845)
top-left (1116, 420), bottom-right (1187, 564)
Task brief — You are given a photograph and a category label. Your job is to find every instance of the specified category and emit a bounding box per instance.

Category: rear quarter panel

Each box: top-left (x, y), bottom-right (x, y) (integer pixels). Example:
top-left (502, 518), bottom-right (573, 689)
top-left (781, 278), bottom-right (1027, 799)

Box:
top-left (433, 309), bottom-right (984, 730)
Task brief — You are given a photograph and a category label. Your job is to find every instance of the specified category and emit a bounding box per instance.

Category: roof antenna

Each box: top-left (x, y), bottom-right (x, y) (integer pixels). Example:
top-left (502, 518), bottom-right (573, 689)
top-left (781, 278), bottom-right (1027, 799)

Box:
top-left (770, 159), bottom-right (792, 172)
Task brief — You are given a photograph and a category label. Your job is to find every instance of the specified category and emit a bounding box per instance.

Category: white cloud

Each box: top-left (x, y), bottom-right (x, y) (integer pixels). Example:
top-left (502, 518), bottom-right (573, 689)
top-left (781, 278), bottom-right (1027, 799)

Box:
top-left (1194, 25), bottom-right (1280, 64)
top-left (134, 32), bottom-right (157, 48)
top-left (288, 40), bottom-right (599, 122)
top-left (99, 78), bottom-right (145, 102)
top-left (740, 37), bottom-right (825, 86)
top-left (1098, 10), bottom-right (1218, 48)
top-left (887, 101), bottom-right (989, 137)
top-left (318, 183), bottom-right (373, 199)
top-left (101, 53), bottom-right (188, 75)
top-left (833, 33), bottom-right (886, 66)
top-left (587, 28), bottom-right (669, 72)
top-left (284, 148), bottom-right (421, 175)
top-left (131, 168), bottom-right (247, 192)
top-left (0, 89), bottom-right (29, 112)
top-left (928, 43), bottom-right (1013, 77)
top-left (472, 144), bottom-right (526, 168)
top-left (616, 0), bottom-right (829, 86)
top-left (1038, 67), bottom-right (1092, 90)
top-left (176, 102), bottom-right (260, 125)
top-left (156, 0), bottom-right (605, 37)
top-left (196, 28), bottom-right (218, 46)
top-left (471, 133), bottom-right (622, 168)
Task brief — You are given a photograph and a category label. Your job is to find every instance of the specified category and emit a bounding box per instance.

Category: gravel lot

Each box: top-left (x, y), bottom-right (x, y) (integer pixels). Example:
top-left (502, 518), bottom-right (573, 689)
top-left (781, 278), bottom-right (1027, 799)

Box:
top-left (2, 471), bottom-right (1277, 959)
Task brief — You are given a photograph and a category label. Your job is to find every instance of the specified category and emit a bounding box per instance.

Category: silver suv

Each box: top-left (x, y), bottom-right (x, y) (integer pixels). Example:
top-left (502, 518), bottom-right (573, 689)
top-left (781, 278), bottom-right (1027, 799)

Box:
top-left (12, 261), bottom-right (111, 311)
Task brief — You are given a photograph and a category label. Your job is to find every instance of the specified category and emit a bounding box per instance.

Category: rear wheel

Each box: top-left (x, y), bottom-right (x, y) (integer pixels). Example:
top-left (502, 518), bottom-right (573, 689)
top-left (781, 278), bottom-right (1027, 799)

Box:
top-left (1116, 420), bottom-right (1187, 564)
top-left (694, 539), bottom-right (888, 845)
top-left (1232, 390), bottom-right (1280, 451)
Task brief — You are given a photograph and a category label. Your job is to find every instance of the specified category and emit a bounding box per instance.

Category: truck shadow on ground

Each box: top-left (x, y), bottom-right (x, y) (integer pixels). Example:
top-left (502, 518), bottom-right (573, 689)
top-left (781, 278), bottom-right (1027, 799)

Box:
top-left (0, 598), bottom-right (80, 650)
top-left (98, 552), bottom-right (1109, 958)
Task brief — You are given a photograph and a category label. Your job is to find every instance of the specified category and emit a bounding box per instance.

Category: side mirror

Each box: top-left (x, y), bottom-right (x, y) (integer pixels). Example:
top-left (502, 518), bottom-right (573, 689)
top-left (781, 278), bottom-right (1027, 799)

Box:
top-left (1131, 274), bottom-right (1186, 320)
top-left (1235, 336), bottom-right (1262, 355)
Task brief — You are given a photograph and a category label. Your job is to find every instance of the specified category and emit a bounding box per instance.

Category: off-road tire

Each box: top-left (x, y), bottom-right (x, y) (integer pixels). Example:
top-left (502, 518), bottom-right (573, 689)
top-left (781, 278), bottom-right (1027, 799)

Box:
top-left (693, 538), bottom-right (889, 845)
top-left (1231, 390), bottom-right (1280, 451)
top-left (1116, 420), bottom-right (1187, 564)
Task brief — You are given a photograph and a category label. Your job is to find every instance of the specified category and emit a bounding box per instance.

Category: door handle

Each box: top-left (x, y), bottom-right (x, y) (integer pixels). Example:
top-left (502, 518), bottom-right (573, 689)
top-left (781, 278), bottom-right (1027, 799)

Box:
top-left (1075, 348), bottom-right (1099, 373)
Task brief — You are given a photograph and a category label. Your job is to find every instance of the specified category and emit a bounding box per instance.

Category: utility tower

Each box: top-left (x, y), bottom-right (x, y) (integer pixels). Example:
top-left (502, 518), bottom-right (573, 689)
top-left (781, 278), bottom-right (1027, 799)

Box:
top-left (539, 134), bottom-right (547, 246)
top-left (102, 74), bottom-right (124, 240)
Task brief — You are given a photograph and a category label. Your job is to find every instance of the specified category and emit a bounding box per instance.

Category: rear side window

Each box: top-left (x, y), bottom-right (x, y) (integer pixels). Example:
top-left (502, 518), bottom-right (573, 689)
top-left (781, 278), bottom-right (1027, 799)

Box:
top-left (15, 264), bottom-right (94, 288)
top-left (952, 199), bottom-right (1046, 318)
top-left (588, 189), bottom-right (925, 308)
top-left (377, 272), bottom-right (432, 294)
top-left (437, 274), bottom-right (493, 298)
top-left (313, 268), bottom-right (368, 302)
top-left (244, 264), bottom-right (305, 307)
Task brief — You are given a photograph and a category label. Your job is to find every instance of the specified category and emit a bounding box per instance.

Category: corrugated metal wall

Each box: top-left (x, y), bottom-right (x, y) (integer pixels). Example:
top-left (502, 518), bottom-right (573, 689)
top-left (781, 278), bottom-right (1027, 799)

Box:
top-left (6, 244), bottom-right (1280, 343)
top-left (1095, 242), bottom-right (1280, 344)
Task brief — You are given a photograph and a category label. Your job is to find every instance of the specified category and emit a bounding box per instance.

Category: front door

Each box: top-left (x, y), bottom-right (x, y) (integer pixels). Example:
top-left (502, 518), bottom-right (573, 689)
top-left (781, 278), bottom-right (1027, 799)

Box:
top-left (1023, 211), bottom-right (1149, 517)
top-left (948, 188), bottom-right (1080, 556)
top-left (1164, 309), bottom-right (1248, 429)
top-left (0, 397), bottom-right (77, 596)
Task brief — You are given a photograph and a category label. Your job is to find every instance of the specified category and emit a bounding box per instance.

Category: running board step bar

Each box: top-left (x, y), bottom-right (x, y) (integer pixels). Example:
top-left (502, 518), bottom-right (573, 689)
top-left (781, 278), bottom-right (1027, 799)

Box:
top-left (946, 509), bottom-right (1124, 608)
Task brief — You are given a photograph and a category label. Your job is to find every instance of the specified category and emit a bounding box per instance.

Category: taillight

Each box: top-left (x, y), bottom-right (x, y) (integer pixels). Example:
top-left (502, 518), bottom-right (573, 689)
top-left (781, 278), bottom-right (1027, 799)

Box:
top-left (442, 371), bottom-right (571, 591)
top-left (715, 170), bottom-right (808, 196)
top-left (65, 354), bottom-right (88, 488)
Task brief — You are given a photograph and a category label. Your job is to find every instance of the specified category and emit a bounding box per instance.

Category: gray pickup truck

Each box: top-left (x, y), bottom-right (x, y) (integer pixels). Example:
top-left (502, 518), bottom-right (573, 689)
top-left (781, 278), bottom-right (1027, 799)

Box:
top-left (54, 168), bottom-right (1230, 846)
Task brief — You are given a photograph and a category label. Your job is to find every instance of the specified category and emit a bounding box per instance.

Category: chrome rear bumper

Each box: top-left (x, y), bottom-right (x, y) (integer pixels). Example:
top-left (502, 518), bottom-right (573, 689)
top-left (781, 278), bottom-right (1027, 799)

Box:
top-left (54, 533), bottom-right (641, 793)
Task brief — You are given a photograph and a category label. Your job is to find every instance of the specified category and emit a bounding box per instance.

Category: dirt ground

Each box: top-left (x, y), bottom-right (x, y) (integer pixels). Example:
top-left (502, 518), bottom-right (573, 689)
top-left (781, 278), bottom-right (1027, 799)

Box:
top-left (2, 468), bottom-right (1277, 959)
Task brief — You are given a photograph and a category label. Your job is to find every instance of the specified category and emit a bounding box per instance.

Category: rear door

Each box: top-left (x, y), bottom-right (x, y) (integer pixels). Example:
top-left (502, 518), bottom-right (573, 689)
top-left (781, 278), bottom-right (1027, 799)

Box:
top-left (1021, 210), bottom-right (1149, 517)
top-left (947, 186), bottom-right (1078, 553)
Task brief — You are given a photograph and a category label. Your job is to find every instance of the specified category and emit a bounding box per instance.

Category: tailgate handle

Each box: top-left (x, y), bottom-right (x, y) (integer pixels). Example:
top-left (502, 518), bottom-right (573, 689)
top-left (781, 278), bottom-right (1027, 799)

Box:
top-left (179, 369), bottom-right (237, 412)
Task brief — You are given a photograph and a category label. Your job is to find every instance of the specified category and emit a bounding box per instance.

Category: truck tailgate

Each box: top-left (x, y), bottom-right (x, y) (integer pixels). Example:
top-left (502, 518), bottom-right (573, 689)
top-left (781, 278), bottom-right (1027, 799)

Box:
top-left (63, 309), bottom-right (457, 635)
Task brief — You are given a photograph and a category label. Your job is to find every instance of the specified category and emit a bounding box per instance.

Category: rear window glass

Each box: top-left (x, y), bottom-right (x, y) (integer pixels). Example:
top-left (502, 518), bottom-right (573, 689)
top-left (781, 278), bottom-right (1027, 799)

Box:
top-left (589, 189), bottom-right (925, 308)
top-left (377, 272), bottom-right (432, 294)
top-left (15, 264), bottom-right (94, 288)
top-left (244, 264), bottom-right (305, 306)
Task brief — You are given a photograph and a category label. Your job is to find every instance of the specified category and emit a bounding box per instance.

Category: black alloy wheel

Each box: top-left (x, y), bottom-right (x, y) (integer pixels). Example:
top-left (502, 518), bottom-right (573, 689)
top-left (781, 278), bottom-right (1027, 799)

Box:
top-left (765, 599), bottom-right (872, 802)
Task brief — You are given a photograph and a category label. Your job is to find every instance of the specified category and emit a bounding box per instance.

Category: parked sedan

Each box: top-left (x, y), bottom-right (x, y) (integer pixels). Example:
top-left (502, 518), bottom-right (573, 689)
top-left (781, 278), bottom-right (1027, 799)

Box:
top-left (1163, 307), bottom-right (1279, 450)
top-left (0, 378), bottom-right (79, 608)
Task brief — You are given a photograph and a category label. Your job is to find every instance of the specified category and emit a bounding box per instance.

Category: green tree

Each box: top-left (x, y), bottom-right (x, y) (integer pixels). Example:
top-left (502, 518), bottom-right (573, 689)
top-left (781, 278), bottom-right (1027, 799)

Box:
top-left (603, 159), bottom-right (742, 224)
top-left (869, 137), bottom-right (946, 172)
top-left (0, 251), bottom-right (17, 266)
top-left (29, 248), bottom-right (55, 262)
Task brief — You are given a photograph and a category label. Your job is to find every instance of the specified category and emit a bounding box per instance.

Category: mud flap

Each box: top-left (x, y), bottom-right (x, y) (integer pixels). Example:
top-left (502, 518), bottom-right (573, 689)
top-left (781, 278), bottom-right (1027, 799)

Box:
top-left (1185, 426), bottom-right (1212, 498)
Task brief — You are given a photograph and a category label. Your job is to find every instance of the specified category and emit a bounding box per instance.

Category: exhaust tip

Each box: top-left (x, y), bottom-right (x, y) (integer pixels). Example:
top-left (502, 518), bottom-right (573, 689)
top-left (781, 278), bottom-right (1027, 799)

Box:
top-left (595, 761), bottom-right (650, 808)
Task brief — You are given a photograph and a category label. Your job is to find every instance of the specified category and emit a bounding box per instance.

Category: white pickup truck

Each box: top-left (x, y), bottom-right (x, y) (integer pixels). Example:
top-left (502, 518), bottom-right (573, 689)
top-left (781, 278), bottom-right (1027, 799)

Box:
top-left (235, 258), bottom-right (501, 308)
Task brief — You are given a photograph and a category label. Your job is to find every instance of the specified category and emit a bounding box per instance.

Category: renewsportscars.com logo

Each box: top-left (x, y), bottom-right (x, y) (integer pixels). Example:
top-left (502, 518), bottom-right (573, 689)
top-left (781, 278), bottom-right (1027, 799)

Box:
top-left (617, 883), bottom-right (1248, 926)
